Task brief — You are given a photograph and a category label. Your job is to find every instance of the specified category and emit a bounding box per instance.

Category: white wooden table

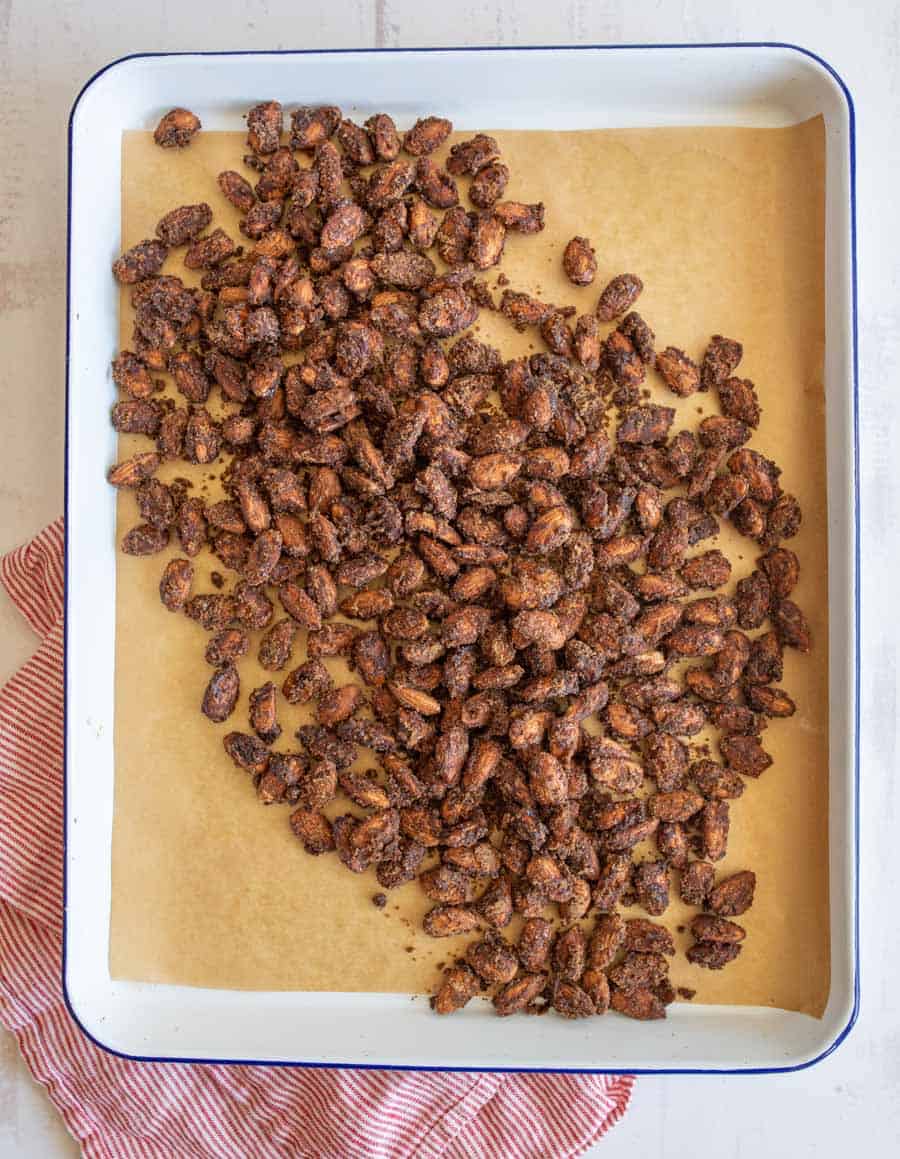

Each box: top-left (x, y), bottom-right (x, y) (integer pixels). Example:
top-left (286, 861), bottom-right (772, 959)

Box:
top-left (0, 2), bottom-right (896, 1155)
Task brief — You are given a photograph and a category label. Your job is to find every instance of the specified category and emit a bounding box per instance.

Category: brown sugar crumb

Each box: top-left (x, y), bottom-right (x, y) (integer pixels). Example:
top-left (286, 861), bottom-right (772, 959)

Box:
top-left (677, 987), bottom-right (696, 1000)
top-left (372, 893), bottom-right (388, 909)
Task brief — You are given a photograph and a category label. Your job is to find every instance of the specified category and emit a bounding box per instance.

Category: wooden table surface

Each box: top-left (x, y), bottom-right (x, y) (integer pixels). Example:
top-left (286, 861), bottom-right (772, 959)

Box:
top-left (0, 2), bottom-right (896, 1156)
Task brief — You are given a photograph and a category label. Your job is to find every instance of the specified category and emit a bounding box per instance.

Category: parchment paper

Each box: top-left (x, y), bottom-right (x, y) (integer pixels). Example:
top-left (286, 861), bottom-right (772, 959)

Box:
top-left (111, 119), bottom-right (828, 1016)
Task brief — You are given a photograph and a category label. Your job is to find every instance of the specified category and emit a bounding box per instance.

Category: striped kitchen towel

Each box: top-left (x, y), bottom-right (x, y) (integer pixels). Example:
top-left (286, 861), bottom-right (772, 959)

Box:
top-left (0, 519), bottom-right (633, 1158)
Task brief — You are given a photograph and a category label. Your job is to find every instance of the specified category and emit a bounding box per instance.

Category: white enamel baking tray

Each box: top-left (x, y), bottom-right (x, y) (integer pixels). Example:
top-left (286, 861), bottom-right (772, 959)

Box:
top-left (65, 44), bottom-right (858, 1073)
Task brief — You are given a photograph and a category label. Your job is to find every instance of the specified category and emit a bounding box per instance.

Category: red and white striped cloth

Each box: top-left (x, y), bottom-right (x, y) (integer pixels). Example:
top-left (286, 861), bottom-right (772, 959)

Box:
top-left (0, 520), bottom-right (633, 1158)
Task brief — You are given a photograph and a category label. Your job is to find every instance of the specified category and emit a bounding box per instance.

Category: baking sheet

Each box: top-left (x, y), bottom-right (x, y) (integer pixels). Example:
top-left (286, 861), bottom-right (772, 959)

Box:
top-left (111, 119), bottom-right (828, 1016)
